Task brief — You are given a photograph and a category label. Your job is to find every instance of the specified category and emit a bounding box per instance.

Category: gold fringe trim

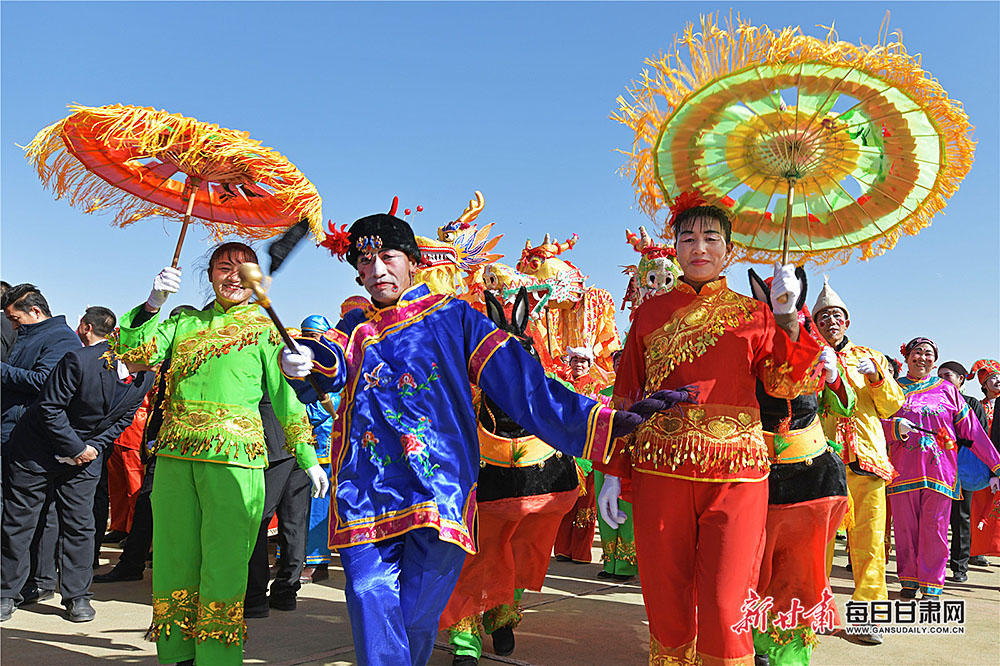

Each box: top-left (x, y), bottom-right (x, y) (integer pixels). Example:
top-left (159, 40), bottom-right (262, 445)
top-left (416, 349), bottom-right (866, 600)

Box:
top-left (147, 588), bottom-right (199, 642)
top-left (629, 431), bottom-right (769, 475)
top-left (191, 597), bottom-right (247, 646)
top-left (170, 316), bottom-right (282, 383)
top-left (22, 104), bottom-right (323, 242)
top-left (155, 402), bottom-right (267, 461)
top-left (614, 14), bottom-right (976, 266)
top-left (146, 590), bottom-right (247, 647)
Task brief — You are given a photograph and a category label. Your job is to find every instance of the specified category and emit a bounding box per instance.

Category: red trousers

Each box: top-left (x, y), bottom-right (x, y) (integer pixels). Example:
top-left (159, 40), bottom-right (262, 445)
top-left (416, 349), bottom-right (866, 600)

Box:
top-left (107, 445), bottom-right (144, 533)
top-left (553, 472), bottom-right (596, 563)
top-left (970, 488), bottom-right (1000, 557)
top-left (758, 496), bottom-right (847, 626)
top-left (439, 489), bottom-right (578, 629)
top-left (633, 473), bottom-right (768, 665)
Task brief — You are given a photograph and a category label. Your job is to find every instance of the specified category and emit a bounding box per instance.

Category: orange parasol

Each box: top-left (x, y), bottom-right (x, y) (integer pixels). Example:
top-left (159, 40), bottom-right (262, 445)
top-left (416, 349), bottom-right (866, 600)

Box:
top-left (24, 104), bottom-right (323, 266)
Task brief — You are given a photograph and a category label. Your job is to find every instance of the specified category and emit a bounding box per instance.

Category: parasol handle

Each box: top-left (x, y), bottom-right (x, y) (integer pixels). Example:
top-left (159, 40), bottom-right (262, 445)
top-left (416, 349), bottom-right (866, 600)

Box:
top-left (171, 178), bottom-right (201, 269)
top-left (780, 177), bottom-right (795, 265)
top-left (238, 263), bottom-right (339, 417)
top-left (776, 177), bottom-right (796, 305)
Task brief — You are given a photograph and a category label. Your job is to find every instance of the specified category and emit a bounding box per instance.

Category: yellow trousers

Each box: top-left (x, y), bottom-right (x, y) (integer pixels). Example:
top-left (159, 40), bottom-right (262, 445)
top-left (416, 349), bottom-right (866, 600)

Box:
top-left (826, 469), bottom-right (887, 601)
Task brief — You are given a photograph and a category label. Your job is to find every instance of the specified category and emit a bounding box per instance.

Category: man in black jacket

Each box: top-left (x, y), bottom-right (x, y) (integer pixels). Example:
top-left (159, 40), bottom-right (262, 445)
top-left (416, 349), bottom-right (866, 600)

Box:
top-left (2, 283), bottom-right (82, 603)
top-left (244, 392), bottom-right (313, 617)
top-left (0, 307), bottom-right (154, 623)
top-left (2, 284), bottom-right (82, 443)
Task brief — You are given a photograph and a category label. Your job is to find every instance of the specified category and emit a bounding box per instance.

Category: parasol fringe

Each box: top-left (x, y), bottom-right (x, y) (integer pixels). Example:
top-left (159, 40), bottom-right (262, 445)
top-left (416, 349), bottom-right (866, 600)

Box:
top-left (22, 104), bottom-right (324, 243)
top-left (613, 13), bottom-right (976, 266)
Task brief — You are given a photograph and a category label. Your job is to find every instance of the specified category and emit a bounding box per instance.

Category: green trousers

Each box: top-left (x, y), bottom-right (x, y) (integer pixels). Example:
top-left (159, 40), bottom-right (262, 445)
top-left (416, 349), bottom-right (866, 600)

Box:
top-left (594, 471), bottom-right (638, 576)
top-left (753, 623), bottom-right (816, 666)
top-left (149, 456), bottom-right (264, 665)
top-left (449, 589), bottom-right (524, 659)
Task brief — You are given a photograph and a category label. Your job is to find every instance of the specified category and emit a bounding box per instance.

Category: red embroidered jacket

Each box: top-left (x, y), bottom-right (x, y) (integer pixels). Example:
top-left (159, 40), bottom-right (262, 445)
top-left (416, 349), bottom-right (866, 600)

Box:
top-left (602, 278), bottom-right (823, 483)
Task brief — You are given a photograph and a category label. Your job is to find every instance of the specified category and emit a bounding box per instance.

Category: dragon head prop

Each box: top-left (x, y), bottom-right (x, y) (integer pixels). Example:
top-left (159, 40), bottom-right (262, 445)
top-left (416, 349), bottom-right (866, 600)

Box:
top-left (622, 226), bottom-right (681, 314)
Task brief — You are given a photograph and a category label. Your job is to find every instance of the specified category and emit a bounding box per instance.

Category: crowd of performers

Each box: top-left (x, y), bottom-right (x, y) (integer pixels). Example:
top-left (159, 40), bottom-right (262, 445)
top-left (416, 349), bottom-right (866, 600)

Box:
top-left (1, 192), bottom-right (998, 666)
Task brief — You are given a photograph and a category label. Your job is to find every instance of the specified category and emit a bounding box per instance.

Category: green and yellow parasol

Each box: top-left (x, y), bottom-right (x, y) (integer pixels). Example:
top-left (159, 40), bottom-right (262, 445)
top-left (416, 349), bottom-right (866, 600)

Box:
top-left (615, 15), bottom-right (975, 265)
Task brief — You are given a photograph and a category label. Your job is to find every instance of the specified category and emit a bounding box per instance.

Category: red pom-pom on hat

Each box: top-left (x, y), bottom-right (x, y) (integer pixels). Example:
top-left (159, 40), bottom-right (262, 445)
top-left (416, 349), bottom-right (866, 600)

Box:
top-left (320, 221), bottom-right (352, 261)
top-left (667, 190), bottom-right (735, 223)
top-left (668, 190), bottom-right (708, 221)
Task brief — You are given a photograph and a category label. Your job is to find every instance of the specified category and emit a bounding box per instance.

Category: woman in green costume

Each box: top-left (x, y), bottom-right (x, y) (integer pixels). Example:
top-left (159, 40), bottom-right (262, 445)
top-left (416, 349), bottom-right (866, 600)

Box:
top-left (117, 242), bottom-right (328, 665)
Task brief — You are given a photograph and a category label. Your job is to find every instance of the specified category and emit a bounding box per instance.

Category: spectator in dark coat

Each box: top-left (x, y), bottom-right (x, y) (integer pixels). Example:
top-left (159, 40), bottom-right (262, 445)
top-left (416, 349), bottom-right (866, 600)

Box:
top-left (0, 307), bottom-right (154, 623)
top-left (1, 283), bottom-right (82, 603)
top-left (2, 284), bottom-right (82, 443)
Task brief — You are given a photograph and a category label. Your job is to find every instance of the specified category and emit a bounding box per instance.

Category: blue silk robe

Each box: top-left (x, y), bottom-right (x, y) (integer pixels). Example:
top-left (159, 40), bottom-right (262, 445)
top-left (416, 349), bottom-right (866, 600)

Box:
top-left (286, 284), bottom-right (614, 554)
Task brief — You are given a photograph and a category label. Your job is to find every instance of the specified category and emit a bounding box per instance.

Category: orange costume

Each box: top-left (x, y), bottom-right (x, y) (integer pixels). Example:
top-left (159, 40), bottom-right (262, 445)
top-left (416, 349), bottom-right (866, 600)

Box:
top-left (107, 393), bottom-right (151, 533)
top-left (599, 278), bottom-right (822, 665)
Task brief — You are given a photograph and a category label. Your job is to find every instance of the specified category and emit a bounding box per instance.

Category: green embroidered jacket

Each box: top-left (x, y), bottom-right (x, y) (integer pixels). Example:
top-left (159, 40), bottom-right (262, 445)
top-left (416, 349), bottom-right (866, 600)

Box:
top-left (116, 302), bottom-right (317, 470)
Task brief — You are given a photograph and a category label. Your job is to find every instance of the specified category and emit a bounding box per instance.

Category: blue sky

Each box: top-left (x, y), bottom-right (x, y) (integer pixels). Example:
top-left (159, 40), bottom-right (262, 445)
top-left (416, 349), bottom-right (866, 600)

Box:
top-left (2, 2), bottom-right (997, 375)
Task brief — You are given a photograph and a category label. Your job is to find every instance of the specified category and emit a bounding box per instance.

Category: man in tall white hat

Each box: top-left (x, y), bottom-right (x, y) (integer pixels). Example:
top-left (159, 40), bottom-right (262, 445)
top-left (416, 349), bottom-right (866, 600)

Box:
top-left (813, 277), bottom-right (905, 646)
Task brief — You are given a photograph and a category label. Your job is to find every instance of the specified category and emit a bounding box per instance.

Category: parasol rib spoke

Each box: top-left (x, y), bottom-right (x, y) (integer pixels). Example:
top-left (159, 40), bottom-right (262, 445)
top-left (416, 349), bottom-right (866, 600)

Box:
top-left (828, 177), bottom-right (889, 236)
top-left (810, 178), bottom-right (854, 245)
top-left (742, 179), bottom-right (785, 251)
top-left (791, 66), bottom-right (860, 156)
top-left (837, 103), bottom-right (927, 134)
top-left (852, 146), bottom-right (948, 170)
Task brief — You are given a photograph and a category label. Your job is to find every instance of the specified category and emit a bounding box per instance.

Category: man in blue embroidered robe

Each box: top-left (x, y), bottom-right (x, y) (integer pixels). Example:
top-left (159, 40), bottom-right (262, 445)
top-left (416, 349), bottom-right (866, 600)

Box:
top-left (280, 212), bottom-right (686, 666)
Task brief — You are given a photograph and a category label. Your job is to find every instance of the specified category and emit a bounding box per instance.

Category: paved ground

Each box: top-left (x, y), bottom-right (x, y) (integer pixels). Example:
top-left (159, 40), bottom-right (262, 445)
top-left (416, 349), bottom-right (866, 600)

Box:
top-left (2, 537), bottom-right (997, 664)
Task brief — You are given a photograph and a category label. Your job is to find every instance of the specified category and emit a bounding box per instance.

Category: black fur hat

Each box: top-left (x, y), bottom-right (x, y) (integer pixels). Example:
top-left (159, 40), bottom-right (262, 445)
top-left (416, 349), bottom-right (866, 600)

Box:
top-left (345, 214), bottom-right (422, 268)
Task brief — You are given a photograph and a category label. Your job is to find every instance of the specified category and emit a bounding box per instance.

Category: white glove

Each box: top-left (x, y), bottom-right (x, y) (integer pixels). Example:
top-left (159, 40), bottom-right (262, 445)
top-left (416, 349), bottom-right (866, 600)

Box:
top-left (769, 262), bottom-right (800, 315)
top-left (856, 357), bottom-right (879, 379)
top-left (304, 464), bottom-right (329, 498)
top-left (896, 418), bottom-right (916, 438)
top-left (280, 343), bottom-right (314, 378)
top-left (146, 267), bottom-right (182, 310)
top-left (598, 475), bottom-right (628, 528)
top-left (820, 347), bottom-right (838, 384)
top-left (990, 476), bottom-right (1000, 493)
top-left (54, 455), bottom-right (76, 465)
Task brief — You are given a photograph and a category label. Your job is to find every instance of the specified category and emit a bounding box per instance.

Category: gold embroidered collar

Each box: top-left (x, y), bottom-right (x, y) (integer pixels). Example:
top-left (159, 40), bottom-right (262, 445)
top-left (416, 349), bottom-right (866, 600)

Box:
top-left (643, 279), bottom-right (756, 390)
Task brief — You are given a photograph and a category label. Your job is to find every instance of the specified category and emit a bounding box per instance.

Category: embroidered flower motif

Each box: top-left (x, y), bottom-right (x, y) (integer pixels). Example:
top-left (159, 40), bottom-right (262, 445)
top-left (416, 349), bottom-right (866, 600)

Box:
top-left (396, 372), bottom-right (417, 389)
top-left (399, 429), bottom-right (439, 478)
top-left (361, 430), bottom-right (392, 466)
top-left (396, 365), bottom-right (439, 398)
top-left (401, 434), bottom-right (426, 456)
